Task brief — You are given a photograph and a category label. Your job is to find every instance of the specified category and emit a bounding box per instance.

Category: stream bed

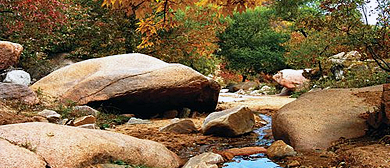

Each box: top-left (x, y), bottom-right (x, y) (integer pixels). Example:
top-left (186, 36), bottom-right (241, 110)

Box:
top-left (223, 114), bottom-right (281, 168)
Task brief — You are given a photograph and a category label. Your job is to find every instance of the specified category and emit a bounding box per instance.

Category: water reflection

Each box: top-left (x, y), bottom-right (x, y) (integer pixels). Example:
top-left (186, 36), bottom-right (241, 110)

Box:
top-left (223, 154), bottom-right (281, 168)
top-left (223, 114), bottom-right (280, 168)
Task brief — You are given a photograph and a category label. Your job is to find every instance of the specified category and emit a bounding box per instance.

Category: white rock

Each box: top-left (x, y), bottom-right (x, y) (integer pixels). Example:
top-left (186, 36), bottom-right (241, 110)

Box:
top-left (3, 70), bottom-right (31, 86)
top-left (37, 109), bottom-right (61, 123)
top-left (183, 152), bottom-right (224, 168)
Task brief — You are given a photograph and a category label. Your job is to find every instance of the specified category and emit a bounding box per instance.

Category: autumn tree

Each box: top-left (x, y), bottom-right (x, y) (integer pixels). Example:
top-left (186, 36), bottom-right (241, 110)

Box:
top-left (217, 7), bottom-right (289, 81)
top-left (102, 0), bottom-right (266, 49)
top-left (138, 6), bottom-right (224, 75)
top-left (277, 0), bottom-right (389, 71)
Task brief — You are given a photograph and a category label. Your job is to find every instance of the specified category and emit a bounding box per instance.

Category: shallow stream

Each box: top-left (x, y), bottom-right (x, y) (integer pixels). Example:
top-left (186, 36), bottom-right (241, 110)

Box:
top-left (223, 114), bottom-right (281, 168)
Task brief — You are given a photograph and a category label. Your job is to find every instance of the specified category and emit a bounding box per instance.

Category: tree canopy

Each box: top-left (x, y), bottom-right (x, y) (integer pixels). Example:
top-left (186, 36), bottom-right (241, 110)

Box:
top-left (102, 0), bottom-right (267, 48)
top-left (217, 7), bottom-right (288, 80)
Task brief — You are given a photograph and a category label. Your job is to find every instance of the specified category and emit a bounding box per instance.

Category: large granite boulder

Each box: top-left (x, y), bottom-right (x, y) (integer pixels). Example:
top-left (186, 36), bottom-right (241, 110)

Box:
top-left (272, 69), bottom-right (309, 90)
top-left (0, 83), bottom-right (38, 105)
top-left (272, 85), bottom-right (383, 151)
top-left (0, 41), bottom-right (23, 70)
top-left (31, 53), bottom-right (220, 117)
top-left (202, 106), bottom-right (255, 137)
top-left (0, 138), bottom-right (47, 168)
top-left (0, 122), bottom-right (180, 168)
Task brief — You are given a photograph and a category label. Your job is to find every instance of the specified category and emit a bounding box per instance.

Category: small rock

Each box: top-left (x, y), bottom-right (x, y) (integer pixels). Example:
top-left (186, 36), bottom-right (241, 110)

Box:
top-left (179, 108), bottom-right (191, 118)
top-left (0, 41), bottom-right (23, 70)
top-left (202, 106), bottom-right (255, 137)
top-left (32, 116), bottom-right (49, 123)
top-left (287, 160), bottom-right (300, 167)
top-left (267, 140), bottom-right (297, 158)
top-left (59, 119), bottom-right (73, 126)
top-left (37, 109), bottom-right (61, 123)
top-left (220, 89), bottom-right (229, 93)
top-left (77, 124), bottom-right (96, 129)
top-left (0, 83), bottom-right (38, 105)
top-left (120, 114), bottom-right (135, 118)
top-left (74, 115), bottom-right (96, 127)
top-left (72, 106), bottom-right (99, 117)
top-left (163, 110), bottom-right (178, 119)
top-left (182, 152), bottom-right (224, 168)
top-left (126, 117), bottom-right (152, 125)
top-left (221, 147), bottom-right (267, 160)
top-left (3, 70), bottom-right (31, 86)
top-left (159, 119), bottom-right (198, 134)
top-left (191, 111), bottom-right (198, 118)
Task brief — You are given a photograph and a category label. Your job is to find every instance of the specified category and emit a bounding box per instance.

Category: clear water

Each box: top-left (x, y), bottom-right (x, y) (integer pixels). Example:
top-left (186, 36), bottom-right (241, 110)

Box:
top-left (222, 114), bottom-right (280, 168)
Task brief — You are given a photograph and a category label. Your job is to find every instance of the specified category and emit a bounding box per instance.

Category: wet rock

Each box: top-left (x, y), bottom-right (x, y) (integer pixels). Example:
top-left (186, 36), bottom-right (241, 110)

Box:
top-left (0, 122), bottom-right (181, 168)
top-left (202, 106), bottom-right (255, 137)
top-left (0, 83), bottom-right (38, 105)
top-left (127, 117), bottom-right (152, 125)
top-left (159, 119), bottom-right (197, 134)
top-left (0, 138), bottom-right (47, 168)
top-left (266, 140), bottom-right (297, 158)
top-left (37, 109), bottom-right (61, 123)
top-left (163, 110), bottom-right (178, 119)
top-left (272, 69), bottom-right (309, 90)
top-left (72, 105), bottom-right (100, 117)
top-left (30, 53), bottom-right (220, 118)
top-left (272, 85), bottom-right (383, 150)
top-left (73, 115), bottom-right (96, 127)
top-left (0, 41), bottom-right (23, 70)
top-left (183, 152), bottom-right (224, 168)
top-left (221, 147), bottom-right (267, 160)
top-left (340, 144), bottom-right (390, 167)
top-left (3, 70), bottom-right (31, 86)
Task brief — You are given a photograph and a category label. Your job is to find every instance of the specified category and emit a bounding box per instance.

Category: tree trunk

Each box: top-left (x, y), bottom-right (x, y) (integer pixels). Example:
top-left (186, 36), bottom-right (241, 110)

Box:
top-left (242, 75), bottom-right (247, 82)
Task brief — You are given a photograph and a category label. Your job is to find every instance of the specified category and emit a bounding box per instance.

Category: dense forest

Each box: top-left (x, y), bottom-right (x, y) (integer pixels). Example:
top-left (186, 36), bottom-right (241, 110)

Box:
top-left (0, 0), bottom-right (388, 88)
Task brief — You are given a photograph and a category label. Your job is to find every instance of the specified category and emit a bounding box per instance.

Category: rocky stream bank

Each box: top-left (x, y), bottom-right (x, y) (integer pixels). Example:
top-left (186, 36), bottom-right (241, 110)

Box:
top-left (0, 41), bottom-right (389, 168)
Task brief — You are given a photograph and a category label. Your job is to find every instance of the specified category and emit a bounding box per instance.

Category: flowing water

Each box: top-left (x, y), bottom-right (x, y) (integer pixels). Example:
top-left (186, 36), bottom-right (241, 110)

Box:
top-left (223, 114), bottom-right (281, 168)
